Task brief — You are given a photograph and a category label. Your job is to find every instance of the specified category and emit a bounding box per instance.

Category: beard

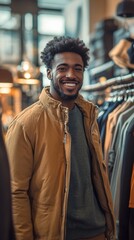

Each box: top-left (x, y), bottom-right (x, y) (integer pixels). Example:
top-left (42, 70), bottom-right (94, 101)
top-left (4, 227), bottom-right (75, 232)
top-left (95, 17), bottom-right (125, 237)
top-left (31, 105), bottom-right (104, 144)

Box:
top-left (51, 80), bottom-right (81, 100)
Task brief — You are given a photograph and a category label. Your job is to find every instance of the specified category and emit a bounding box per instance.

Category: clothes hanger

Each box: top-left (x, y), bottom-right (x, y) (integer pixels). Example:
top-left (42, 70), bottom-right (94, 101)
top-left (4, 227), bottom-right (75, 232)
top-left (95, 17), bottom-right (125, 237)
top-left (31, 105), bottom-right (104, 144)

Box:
top-left (82, 72), bottom-right (134, 92)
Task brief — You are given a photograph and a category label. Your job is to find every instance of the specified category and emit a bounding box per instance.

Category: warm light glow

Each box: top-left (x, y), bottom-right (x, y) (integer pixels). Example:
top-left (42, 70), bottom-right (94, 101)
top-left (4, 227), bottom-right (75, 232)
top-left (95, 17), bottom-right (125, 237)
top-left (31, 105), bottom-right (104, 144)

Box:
top-left (99, 77), bottom-right (107, 83)
top-left (17, 60), bottom-right (40, 85)
top-left (17, 78), bottom-right (40, 85)
top-left (0, 88), bottom-right (11, 94)
top-left (23, 64), bottom-right (29, 71)
top-left (0, 83), bottom-right (13, 88)
top-left (24, 72), bottom-right (31, 79)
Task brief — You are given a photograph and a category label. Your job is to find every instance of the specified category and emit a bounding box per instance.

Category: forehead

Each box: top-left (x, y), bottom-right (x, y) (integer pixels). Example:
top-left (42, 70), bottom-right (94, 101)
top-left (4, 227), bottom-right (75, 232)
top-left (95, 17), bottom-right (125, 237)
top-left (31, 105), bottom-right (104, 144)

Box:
top-left (52, 52), bottom-right (83, 67)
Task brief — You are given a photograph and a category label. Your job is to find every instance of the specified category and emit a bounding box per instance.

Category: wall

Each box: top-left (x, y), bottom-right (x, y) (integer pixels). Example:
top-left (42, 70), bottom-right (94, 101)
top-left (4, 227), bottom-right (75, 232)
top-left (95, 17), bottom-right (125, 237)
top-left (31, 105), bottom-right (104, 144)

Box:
top-left (90, 0), bottom-right (106, 32)
top-left (64, 0), bottom-right (121, 41)
top-left (90, 0), bottom-right (121, 32)
top-left (105, 0), bottom-right (121, 18)
top-left (64, 0), bottom-right (90, 42)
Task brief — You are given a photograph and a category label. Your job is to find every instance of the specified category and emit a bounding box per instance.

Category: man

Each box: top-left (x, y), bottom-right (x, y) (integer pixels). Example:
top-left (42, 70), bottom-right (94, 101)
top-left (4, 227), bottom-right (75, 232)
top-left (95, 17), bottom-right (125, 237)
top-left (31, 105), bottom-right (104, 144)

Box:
top-left (6, 36), bottom-right (115, 240)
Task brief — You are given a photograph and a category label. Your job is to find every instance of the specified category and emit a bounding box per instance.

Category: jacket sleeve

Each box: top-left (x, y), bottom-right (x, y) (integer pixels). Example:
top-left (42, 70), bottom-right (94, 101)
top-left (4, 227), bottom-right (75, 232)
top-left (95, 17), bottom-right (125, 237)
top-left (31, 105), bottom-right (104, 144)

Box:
top-left (6, 120), bottom-right (34, 240)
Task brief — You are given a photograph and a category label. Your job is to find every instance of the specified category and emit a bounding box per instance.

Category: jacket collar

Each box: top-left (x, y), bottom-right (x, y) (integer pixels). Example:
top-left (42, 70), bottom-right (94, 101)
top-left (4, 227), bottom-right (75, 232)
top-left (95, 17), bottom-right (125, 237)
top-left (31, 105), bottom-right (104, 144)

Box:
top-left (39, 86), bottom-right (98, 119)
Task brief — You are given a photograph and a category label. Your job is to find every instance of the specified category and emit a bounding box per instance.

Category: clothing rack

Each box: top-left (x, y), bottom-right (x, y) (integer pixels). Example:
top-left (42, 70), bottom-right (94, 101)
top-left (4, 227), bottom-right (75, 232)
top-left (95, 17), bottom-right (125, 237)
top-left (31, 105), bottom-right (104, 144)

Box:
top-left (82, 72), bottom-right (134, 92)
top-left (110, 82), bottom-right (134, 92)
top-left (89, 61), bottom-right (114, 76)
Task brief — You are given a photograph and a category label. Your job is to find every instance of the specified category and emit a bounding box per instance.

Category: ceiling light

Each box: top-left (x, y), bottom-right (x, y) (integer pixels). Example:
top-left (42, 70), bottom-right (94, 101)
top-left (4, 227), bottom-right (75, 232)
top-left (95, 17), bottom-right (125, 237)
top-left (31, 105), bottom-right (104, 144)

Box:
top-left (17, 60), bottom-right (40, 85)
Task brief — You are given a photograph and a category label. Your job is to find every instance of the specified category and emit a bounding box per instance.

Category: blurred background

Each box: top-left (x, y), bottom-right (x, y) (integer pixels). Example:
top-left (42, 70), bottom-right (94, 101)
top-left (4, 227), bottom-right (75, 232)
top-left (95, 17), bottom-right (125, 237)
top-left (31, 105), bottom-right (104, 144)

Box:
top-left (0, 0), bottom-right (134, 133)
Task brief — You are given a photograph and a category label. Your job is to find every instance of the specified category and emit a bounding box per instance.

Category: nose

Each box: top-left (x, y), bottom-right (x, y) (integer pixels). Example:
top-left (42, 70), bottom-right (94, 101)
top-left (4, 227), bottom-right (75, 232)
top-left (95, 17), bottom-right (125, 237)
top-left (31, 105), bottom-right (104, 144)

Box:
top-left (66, 68), bottom-right (75, 78)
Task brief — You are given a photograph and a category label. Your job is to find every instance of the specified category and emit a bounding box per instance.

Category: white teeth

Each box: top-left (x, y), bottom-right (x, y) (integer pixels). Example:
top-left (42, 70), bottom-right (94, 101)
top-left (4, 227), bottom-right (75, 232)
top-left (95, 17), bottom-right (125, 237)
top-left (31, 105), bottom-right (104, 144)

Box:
top-left (64, 83), bottom-right (76, 86)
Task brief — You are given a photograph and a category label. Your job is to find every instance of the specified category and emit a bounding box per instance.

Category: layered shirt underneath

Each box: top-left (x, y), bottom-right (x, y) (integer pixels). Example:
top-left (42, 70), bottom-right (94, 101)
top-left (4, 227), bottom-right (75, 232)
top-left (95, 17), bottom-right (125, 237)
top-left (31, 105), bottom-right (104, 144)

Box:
top-left (66, 105), bottom-right (106, 240)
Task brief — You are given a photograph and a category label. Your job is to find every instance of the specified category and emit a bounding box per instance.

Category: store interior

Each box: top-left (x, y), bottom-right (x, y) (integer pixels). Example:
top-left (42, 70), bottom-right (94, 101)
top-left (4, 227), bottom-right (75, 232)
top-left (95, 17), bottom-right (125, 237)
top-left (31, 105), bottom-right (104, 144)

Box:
top-left (0, 0), bottom-right (134, 239)
top-left (0, 0), bottom-right (134, 131)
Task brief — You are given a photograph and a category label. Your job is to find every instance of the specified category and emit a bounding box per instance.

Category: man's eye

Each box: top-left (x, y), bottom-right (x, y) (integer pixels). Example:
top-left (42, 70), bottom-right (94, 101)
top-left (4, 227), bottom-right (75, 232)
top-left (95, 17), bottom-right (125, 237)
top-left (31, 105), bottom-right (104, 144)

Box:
top-left (75, 67), bottom-right (82, 71)
top-left (57, 67), bottom-right (66, 72)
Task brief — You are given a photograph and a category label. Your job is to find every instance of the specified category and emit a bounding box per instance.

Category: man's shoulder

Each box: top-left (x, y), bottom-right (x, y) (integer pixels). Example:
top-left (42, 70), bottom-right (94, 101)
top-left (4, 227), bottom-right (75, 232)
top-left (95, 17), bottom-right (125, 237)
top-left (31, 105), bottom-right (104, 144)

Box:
top-left (77, 94), bottom-right (97, 109)
top-left (8, 100), bottom-right (45, 129)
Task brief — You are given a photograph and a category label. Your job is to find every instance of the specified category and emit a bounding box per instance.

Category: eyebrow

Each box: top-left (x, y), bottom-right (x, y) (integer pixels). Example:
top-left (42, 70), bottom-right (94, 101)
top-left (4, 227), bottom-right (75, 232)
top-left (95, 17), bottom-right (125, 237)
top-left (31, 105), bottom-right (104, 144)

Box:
top-left (57, 63), bottom-right (83, 68)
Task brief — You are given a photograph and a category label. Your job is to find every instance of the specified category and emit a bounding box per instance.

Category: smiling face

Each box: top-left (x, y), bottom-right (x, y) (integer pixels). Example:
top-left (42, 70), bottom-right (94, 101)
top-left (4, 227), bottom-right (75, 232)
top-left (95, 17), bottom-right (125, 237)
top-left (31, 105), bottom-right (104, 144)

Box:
top-left (47, 52), bottom-right (84, 107)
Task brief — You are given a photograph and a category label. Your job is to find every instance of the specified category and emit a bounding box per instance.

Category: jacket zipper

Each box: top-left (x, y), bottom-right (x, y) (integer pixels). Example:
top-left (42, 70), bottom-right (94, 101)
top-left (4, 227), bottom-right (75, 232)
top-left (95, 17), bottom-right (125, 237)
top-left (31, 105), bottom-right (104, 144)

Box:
top-left (63, 108), bottom-right (68, 144)
top-left (61, 107), bottom-right (70, 240)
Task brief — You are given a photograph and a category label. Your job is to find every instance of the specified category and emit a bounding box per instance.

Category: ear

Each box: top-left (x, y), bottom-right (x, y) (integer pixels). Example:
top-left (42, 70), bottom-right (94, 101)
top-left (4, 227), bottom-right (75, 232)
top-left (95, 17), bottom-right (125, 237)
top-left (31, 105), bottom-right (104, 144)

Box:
top-left (47, 69), bottom-right (52, 80)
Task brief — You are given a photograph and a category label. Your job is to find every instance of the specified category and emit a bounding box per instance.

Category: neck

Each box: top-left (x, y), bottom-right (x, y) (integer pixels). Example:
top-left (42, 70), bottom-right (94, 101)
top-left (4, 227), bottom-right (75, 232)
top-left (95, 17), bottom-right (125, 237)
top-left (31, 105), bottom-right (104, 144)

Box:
top-left (49, 86), bottom-right (76, 110)
top-left (49, 91), bottom-right (75, 110)
top-left (61, 100), bottom-right (75, 110)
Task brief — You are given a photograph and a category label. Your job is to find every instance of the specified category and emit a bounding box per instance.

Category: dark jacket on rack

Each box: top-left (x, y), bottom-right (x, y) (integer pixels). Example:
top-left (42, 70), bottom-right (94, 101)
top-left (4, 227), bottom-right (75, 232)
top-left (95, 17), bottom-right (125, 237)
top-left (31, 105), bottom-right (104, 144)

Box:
top-left (6, 87), bottom-right (116, 240)
top-left (119, 115), bottom-right (134, 240)
top-left (0, 114), bottom-right (15, 240)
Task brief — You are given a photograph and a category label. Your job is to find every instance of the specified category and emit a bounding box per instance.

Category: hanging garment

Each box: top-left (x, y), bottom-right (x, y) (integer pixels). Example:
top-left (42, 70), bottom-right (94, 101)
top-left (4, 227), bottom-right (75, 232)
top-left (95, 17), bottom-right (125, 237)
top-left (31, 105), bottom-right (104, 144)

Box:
top-left (97, 100), bottom-right (123, 152)
top-left (129, 165), bottom-right (134, 240)
top-left (118, 115), bottom-right (134, 240)
top-left (129, 165), bottom-right (134, 208)
top-left (104, 101), bottom-right (133, 167)
top-left (0, 115), bottom-right (15, 240)
top-left (108, 106), bottom-right (134, 182)
top-left (111, 112), bottom-right (134, 218)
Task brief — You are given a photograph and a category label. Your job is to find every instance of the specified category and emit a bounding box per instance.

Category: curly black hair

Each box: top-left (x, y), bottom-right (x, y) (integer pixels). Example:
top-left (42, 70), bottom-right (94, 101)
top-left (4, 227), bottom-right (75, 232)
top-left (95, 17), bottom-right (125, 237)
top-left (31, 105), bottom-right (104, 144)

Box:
top-left (40, 36), bottom-right (90, 70)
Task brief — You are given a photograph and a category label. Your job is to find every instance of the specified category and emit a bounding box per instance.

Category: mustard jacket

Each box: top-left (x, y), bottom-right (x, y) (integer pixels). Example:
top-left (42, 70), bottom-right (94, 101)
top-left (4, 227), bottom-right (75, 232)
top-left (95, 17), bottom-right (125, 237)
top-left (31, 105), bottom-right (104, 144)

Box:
top-left (6, 87), bottom-right (116, 240)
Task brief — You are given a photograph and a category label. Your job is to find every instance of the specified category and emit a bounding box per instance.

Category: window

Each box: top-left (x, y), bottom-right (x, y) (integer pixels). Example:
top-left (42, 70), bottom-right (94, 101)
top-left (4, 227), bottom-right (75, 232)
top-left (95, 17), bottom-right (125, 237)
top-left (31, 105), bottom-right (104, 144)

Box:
top-left (0, 30), bottom-right (20, 63)
top-left (0, 7), bottom-right (20, 63)
top-left (38, 0), bottom-right (67, 9)
top-left (0, 0), bottom-right (11, 3)
top-left (0, 1), bottom-right (66, 67)
top-left (38, 12), bottom-right (65, 35)
top-left (0, 7), bottom-right (20, 29)
top-left (38, 11), bottom-right (65, 67)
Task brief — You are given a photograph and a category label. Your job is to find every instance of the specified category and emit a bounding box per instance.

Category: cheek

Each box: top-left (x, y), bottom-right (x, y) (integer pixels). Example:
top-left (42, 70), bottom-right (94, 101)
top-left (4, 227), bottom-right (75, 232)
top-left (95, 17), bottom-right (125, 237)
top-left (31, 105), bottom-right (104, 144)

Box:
top-left (51, 74), bottom-right (61, 86)
top-left (52, 72), bottom-right (61, 79)
top-left (77, 71), bottom-right (83, 78)
top-left (54, 73), bottom-right (65, 83)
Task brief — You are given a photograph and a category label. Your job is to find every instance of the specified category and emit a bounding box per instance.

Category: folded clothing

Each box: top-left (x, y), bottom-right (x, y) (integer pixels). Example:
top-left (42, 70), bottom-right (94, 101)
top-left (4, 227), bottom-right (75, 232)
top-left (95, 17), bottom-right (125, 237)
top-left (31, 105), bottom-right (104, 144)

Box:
top-left (109, 37), bottom-right (134, 69)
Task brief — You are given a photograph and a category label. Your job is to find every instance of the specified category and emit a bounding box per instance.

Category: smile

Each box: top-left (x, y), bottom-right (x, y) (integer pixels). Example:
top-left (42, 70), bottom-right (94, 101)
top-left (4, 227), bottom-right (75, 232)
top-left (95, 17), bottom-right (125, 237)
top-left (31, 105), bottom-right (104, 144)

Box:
top-left (64, 83), bottom-right (77, 86)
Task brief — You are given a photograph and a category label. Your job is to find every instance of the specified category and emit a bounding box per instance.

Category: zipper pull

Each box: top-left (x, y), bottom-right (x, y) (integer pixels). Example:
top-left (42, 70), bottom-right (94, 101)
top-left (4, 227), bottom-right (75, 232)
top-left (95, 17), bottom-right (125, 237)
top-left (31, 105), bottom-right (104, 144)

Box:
top-left (63, 108), bottom-right (68, 144)
top-left (63, 133), bottom-right (66, 144)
